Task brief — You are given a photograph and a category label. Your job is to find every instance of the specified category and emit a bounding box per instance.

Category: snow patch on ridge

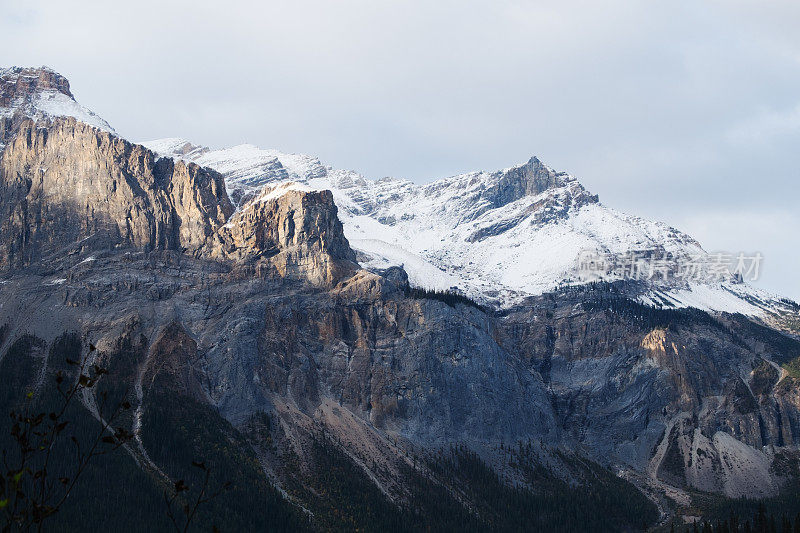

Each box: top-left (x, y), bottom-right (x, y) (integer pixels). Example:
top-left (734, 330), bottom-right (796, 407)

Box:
top-left (255, 181), bottom-right (314, 203)
top-left (351, 238), bottom-right (462, 291)
top-left (31, 91), bottom-right (114, 133)
top-left (222, 181), bottom-right (314, 229)
top-left (0, 66), bottom-right (114, 133)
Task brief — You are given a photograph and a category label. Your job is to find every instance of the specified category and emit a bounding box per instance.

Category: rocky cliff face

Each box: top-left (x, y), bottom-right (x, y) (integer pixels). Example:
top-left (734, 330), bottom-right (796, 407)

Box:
top-left (0, 118), bottom-right (232, 268)
top-left (211, 183), bottom-right (358, 286)
top-left (496, 289), bottom-right (800, 499)
top-left (0, 71), bottom-right (358, 286)
top-left (0, 66), bottom-right (72, 105)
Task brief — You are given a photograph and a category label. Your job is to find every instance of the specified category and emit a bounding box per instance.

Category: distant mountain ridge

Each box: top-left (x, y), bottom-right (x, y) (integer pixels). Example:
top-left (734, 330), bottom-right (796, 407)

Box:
top-left (142, 137), bottom-right (795, 321)
top-left (2, 65), bottom-right (789, 319)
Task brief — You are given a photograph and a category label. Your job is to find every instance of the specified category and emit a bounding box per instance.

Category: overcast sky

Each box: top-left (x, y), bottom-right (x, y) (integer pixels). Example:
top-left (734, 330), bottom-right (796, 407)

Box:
top-left (1, 0), bottom-right (798, 300)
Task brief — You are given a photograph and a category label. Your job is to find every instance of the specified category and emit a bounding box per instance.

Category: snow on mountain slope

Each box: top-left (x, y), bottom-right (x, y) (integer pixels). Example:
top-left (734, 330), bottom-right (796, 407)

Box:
top-left (142, 139), bottom-right (794, 315)
top-left (0, 66), bottom-right (114, 135)
top-left (0, 64), bottom-right (792, 318)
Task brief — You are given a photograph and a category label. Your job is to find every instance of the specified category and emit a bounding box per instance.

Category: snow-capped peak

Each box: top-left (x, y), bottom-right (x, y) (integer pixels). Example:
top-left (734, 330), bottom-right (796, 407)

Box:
top-left (0, 66), bottom-right (114, 136)
top-left (140, 137), bottom-right (791, 316)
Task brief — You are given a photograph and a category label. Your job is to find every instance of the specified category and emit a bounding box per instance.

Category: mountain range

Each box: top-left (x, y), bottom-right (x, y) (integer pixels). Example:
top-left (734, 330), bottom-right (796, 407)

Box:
top-left (142, 138), bottom-right (791, 318)
top-left (1, 65), bottom-right (799, 531)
